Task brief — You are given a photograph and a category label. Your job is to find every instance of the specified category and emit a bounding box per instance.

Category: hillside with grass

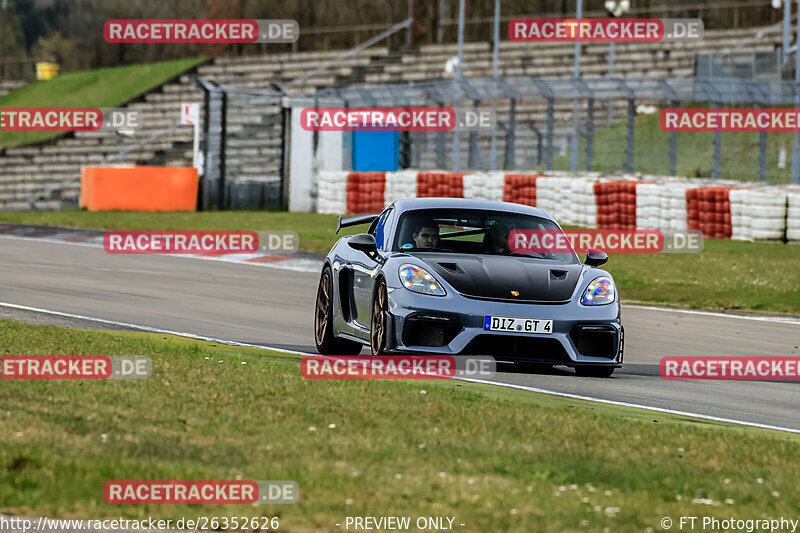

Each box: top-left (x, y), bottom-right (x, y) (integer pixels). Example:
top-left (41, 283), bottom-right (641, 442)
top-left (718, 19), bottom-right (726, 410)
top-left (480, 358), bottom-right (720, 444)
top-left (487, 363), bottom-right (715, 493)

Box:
top-left (0, 57), bottom-right (203, 149)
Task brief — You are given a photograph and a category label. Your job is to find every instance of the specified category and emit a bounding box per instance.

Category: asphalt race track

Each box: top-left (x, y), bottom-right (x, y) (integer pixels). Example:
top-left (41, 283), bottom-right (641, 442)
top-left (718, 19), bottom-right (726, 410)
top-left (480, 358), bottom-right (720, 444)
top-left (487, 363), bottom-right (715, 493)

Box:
top-left (2, 236), bottom-right (799, 432)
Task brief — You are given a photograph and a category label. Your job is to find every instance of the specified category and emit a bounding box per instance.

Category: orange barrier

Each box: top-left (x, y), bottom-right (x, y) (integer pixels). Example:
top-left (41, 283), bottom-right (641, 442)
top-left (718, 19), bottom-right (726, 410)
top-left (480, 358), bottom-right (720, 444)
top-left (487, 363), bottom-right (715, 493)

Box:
top-left (80, 166), bottom-right (199, 212)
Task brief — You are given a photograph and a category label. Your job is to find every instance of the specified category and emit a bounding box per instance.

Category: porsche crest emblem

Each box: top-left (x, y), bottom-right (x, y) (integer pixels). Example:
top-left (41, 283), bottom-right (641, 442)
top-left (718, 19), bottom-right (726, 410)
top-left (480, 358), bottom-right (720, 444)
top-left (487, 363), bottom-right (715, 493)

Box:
top-left (510, 290), bottom-right (520, 296)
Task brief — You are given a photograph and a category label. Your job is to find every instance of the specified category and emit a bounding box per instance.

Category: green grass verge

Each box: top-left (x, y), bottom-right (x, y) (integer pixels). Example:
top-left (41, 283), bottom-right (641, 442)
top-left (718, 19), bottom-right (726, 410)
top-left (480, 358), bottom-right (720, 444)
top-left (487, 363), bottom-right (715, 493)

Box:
top-left (551, 111), bottom-right (799, 184)
top-left (0, 58), bottom-right (203, 149)
top-left (1, 320), bottom-right (798, 531)
top-left (1, 210), bottom-right (799, 314)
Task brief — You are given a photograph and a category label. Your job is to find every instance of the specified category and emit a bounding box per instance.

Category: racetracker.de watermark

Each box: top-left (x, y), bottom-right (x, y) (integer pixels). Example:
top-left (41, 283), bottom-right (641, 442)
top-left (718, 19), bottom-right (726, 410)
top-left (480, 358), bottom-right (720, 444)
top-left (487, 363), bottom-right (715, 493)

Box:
top-left (660, 357), bottom-right (800, 380)
top-left (508, 229), bottom-right (704, 254)
top-left (661, 108), bottom-right (800, 132)
top-left (104, 19), bottom-right (299, 43)
top-left (104, 480), bottom-right (298, 504)
top-left (509, 18), bottom-right (703, 42)
top-left (301, 355), bottom-right (496, 379)
top-left (0, 107), bottom-right (140, 132)
top-left (103, 231), bottom-right (299, 254)
top-left (299, 107), bottom-right (496, 132)
top-left (1, 356), bottom-right (151, 379)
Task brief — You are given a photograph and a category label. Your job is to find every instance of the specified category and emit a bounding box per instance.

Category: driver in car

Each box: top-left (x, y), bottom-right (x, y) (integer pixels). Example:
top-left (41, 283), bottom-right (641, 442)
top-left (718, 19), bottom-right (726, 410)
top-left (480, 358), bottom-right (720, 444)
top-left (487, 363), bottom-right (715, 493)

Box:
top-left (488, 221), bottom-right (517, 254)
top-left (410, 219), bottom-right (440, 249)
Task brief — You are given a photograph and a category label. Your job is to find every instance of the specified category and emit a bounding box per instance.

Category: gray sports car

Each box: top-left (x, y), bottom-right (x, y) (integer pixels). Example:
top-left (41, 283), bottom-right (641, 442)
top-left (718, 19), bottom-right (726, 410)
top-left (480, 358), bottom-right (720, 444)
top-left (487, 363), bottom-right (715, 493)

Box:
top-left (313, 198), bottom-right (623, 377)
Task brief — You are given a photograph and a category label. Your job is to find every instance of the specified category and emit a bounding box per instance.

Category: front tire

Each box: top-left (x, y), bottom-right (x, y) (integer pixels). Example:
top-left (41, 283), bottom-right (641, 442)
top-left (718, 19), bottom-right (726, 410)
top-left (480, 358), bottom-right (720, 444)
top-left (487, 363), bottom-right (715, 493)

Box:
top-left (575, 365), bottom-right (615, 378)
top-left (314, 266), bottom-right (363, 355)
top-left (370, 279), bottom-right (389, 355)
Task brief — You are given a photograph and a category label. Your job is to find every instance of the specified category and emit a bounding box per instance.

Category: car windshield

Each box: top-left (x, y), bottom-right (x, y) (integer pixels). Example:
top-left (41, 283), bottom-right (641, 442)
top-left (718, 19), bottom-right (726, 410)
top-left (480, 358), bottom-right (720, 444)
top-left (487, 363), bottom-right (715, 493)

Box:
top-left (393, 208), bottom-right (578, 263)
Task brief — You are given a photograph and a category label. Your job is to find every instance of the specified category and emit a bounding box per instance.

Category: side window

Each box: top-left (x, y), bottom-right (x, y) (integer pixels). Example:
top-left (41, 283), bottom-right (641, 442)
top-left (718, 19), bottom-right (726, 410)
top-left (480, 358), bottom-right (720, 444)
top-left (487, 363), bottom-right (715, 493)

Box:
top-left (373, 207), bottom-right (394, 251)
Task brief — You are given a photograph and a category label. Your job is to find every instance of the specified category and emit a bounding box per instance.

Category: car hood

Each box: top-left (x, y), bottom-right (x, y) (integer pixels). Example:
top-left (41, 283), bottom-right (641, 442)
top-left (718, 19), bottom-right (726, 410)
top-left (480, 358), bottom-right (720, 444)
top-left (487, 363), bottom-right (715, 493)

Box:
top-left (415, 253), bottom-right (582, 302)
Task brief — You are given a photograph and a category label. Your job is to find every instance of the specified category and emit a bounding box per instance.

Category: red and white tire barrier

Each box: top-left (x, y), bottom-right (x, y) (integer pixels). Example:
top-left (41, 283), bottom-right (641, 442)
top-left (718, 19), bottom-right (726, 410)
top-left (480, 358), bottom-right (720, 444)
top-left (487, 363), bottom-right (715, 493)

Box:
top-left (730, 188), bottom-right (787, 241)
top-left (788, 189), bottom-right (800, 243)
top-left (536, 175), bottom-right (602, 227)
top-left (464, 171), bottom-right (505, 202)
top-left (384, 169), bottom-right (418, 205)
top-left (635, 181), bottom-right (694, 232)
top-left (314, 169), bottom-right (800, 242)
top-left (503, 173), bottom-right (542, 206)
top-left (317, 170), bottom-right (348, 214)
top-left (687, 187), bottom-right (733, 239)
top-left (417, 171), bottom-right (464, 198)
top-left (594, 180), bottom-right (640, 229)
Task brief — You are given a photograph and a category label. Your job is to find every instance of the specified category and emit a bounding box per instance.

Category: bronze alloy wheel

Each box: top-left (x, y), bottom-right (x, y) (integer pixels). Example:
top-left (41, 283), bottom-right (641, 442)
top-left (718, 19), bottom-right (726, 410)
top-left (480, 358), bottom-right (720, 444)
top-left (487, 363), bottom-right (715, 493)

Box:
top-left (314, 266), bottom-right (364, 355)
top-left (370, 281), bottom-right (388, 355)
top-left (315, 270), bottom-right (331, 347)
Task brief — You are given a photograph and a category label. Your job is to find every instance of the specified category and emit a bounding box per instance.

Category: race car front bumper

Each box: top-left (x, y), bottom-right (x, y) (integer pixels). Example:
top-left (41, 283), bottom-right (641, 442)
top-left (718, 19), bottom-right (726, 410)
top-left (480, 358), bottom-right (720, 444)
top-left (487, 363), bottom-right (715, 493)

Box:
top-left (385, 287), bottom-right (623, 367)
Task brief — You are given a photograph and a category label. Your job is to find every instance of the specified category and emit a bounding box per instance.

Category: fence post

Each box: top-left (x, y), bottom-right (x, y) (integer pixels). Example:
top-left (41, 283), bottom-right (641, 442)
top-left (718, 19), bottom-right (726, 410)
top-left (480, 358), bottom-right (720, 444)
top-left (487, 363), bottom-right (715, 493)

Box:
top-left (545, 97), bottom-right (554, 170)
top-left (712, 100), bottom-right (721, 180)
top-left (219, 88), bottom-right (228, 210)
top-left (200, 84), bottom-right (211, 211)
top-left (625, 98), bottom-right (634, 173)
top-left (504, 99), bottom-right (516, 170)
top-left (758, 130), bottom-right (767, 182)
top-left (585, 97), bottom-right (594, 171)
top-left (534, 126), bottom-right (543, 166)
top-left (669, 100), bottom-right (678, 177)
top-left (436, 132), bottom-right (446, 169)
top-left (279, 102), bottom-right (290, 211)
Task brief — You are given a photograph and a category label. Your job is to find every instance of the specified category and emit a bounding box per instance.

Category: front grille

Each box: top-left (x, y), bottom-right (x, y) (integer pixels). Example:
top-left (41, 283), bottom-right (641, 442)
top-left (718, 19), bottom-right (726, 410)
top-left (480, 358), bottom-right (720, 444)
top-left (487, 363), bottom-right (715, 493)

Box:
top-left (462, 335), bottom-right (571, 363)
top-left (570, 325), bottom-right (619, 359)
top-left (403, 314), bottom-right (461, 347)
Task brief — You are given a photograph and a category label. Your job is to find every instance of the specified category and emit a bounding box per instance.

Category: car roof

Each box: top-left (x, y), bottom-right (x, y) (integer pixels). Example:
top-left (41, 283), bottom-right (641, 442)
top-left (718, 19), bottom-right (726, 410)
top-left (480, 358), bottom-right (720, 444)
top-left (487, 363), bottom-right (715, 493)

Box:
top-left (390, 197), bottom-right (554, 221)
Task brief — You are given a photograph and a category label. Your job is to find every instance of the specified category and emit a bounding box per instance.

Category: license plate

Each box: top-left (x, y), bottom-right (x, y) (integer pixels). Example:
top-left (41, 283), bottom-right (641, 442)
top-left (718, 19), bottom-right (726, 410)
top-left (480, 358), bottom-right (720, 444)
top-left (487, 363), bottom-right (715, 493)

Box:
top-left (483, 316), bottom-right (553, 334)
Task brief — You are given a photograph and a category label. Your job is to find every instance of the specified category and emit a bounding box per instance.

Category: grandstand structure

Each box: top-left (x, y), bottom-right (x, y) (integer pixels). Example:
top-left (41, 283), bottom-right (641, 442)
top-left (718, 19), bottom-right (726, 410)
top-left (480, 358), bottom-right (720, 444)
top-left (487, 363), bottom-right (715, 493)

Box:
top-left (0, 25), bottom-right (784, 210)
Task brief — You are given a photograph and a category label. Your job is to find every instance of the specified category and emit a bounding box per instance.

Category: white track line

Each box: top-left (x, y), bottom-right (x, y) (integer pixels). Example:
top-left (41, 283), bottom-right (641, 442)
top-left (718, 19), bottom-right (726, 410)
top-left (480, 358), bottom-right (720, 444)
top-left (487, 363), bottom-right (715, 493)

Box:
top-left (1, 301), bottom-right (798, 436)
top-left (458, 377), bottom-right (800, 435)
top-left (0, 301), bottom-right (314, 356)
top-left (625, 304), bottom-right (800, 325)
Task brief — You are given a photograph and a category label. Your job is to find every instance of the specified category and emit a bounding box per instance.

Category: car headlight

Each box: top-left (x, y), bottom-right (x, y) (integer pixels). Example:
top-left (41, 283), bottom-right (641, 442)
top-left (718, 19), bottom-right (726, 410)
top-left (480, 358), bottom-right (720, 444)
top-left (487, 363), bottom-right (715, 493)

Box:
top-left (581, 276), bottom-right (616, 305)
top-left (398, 264), bottom-right (446, 296)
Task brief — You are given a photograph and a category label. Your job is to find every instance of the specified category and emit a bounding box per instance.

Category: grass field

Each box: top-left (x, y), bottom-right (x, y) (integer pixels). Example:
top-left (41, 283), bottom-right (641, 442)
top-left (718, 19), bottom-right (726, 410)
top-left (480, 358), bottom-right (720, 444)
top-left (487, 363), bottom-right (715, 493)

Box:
top-left (1, 320), bottom-right (798, 532)
top-left (551, 111), bottom-right (798, 184)
top-left (0, 57), bottom-right (203, 149)
top-left (0, 210), bottom-right (798, 314)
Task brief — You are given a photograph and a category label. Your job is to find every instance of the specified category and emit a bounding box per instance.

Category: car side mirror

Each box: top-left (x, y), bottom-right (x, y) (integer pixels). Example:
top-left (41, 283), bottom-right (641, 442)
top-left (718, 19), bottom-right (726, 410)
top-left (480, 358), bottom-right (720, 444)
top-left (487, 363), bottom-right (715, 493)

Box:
top-left (348, 233), bottom-right (378, 257)
top-left (584, 248), bottom-right (608, 267)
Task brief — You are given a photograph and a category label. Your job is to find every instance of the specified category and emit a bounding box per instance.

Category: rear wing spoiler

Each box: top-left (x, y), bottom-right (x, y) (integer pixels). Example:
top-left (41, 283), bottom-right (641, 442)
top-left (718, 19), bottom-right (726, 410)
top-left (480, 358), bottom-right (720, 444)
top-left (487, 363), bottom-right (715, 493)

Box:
top-left (336, 213), bottom-right (379, 234)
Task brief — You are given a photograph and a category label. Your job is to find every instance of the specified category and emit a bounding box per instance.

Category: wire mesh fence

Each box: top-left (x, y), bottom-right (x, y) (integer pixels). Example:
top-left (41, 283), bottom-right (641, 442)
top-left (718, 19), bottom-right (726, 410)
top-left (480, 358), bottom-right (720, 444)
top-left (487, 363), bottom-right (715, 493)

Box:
top-left (313, 75), bottom-right (800, 183)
